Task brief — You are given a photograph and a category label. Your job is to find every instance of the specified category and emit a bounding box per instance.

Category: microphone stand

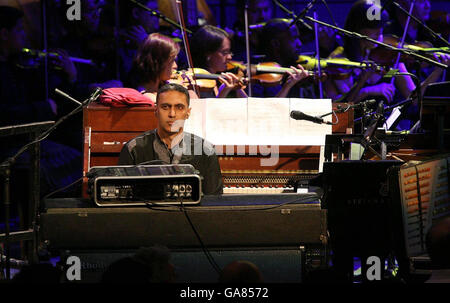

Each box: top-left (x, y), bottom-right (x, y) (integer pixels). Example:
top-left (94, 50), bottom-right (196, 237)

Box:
top-left (245, 1), bottom-right (252, 97)
top-left (301, 16), bottom-right (448, 69)
top-left (313, 10), bottom-right (324, 99)
top-left (271, 0), bottom-right (312, 31)
top-left (126, 0), bottom-right (192, 34)
top-left (317, 99), bottom-right (377, 129)
top-left (0, 88), bottom-right (101, 279)
top-left (289, 0), bottom-right (318, 28)
top-left (353, 72), bottom-right (422, 130)
top-left (359, 102), bottom-right (386, 160)
top-left (392, 1), bottom-right (450, 47)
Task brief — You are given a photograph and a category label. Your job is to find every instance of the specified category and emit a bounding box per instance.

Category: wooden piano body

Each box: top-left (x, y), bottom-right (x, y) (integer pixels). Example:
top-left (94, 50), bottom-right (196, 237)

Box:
top-left (82, 102), bottom-right (354, 196)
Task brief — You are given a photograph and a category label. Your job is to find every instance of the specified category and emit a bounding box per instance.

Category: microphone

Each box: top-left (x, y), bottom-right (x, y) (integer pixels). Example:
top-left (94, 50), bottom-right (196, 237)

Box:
top-left (88, 87), bottom-right (103, 104)
top-left (54, 87), bottom-right (102, 107)
top-left (362, 101), bottom-right (385, 143)
top-left (289, 0), bottom-right (318, 27)
top-left (290, 110), bottom-right (332, 125)
top-left (381, 0), bottom-right (394, 13)
top-left (54, 88), bottom-right (82, 106)
top-left (271, 0), bottom-right (313, 31)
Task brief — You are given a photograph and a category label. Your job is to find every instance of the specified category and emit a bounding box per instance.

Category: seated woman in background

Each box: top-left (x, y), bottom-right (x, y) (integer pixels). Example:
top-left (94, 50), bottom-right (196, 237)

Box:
top-left (126, 33), bottom-right (198, 102)
top-left (190, 25), bottom-right (248, 98)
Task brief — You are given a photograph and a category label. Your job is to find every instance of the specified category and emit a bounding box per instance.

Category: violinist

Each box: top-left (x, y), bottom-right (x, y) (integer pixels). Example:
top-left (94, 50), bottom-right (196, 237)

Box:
top-left (0, 6), bottom-right (75, 127)
top-left (232, 0), bottom-right (274, 63)
top-left (126, 32), bottom-right (198, 102)
top-left (385, 0), bottom-right (434, 45)
top-left (190, 25), bottom-right (248, 98)
top-left (253, 19), bottom-right (312, 98)
top-left (57, 0), bottom-right (122, 98)
top-left (324, 0), bottom-right (447, 130)
top-left (384, 0), bottom-right (450, 82)
top-left (0, 6), bottom-right (82, 197)
top-left (117, 0), bottom-right (160, 77)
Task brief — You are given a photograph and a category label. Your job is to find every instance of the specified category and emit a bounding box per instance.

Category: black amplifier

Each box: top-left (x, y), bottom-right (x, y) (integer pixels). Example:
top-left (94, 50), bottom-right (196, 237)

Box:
top-left (86, 164), bottom-right (202, 206)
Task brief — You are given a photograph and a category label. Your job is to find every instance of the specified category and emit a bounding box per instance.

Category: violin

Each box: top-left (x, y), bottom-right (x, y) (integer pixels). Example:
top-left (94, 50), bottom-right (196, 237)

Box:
top-left (170, 68), bottom-right (219, 91)
top-left (226, 61), bottom-right (322, 87)
top-left (296, 55), bottom-right (391, 80)
top-left (173, 57), bottom-right (366, 90)
top-left (16, 48), bottom-right (95, 69)
top-left (369, 35), bottom-right (448, 69)
top-left (227, 58), bottom-right (379, 86)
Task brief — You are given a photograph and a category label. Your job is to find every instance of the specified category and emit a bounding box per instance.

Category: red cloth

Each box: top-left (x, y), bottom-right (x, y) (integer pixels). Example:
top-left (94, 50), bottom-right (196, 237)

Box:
top-left (98, 88), bottom-right (155, 107)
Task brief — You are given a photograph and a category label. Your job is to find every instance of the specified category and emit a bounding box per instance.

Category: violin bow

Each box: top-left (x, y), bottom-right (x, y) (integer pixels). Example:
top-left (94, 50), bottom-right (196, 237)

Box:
top-left (390, 0), bottom-right (417, 85)
top-left (244, 2), bottom-right (253, 96)
top-left (175, 0), bottom-right (200, 97)
top-left (383, 0), bottom-right (417, 129)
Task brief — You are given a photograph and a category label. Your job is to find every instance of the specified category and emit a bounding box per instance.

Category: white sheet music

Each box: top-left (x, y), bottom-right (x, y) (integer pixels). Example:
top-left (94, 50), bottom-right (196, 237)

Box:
top-left (183, 97), bottom-right (332, 146)
top-left (247, 98), bottom-right (290, 145)
top-left (289, 98), bottom-right (333, 146)
top-left (205, 98), bottom-right (248, 145)
top-left (184, 98), bottom-right (207, 139)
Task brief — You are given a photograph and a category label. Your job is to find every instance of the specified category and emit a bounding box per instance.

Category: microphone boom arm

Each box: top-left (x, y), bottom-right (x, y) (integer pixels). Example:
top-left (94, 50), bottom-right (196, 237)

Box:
top-left (302, 16), bottom-right (448, 69)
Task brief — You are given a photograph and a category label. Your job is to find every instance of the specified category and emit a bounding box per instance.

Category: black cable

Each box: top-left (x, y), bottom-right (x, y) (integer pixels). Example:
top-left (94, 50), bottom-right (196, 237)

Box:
top-left (178, 195), bottom-right (222, 275)
top-left (181, 206), bottom-right (222, 275)
top-left (143, 194), bottom-right (320, 212)
top-left (320, 0), bottom-right (338, 27)
top-left (42, 177), bottom-right (83, 200)
top-left (182, 195), bottom-right (321, 212)
top-left (142, 196), bottom-right (221, 274)
top-left (136, 160), bottom-right (167, 166)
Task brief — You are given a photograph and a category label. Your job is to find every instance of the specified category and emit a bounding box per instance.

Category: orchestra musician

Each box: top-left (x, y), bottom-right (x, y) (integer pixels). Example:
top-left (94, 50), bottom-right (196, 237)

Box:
top-left (385, 0), bottom-right (435, 45)
top-left (0, 5), bottom-right (82, 196)
top-left (118, 0), bottom-right (161, 77)
top-left (57, 0), bottom-right (122, 95)
top-left (232, 0), bottom-right (274, 63)
top-left (126, 32), bottom-right (198, 102)
top-left (118, 82), bottom-right (223, 195)
top-left (324, 0), bottom-right (449, 131)
top-left (190, 25), bottom-right (248, 98)
top-left (384, 0), bottom-right (449, 82)
top-left (253, 18), bottom-right (313, 98)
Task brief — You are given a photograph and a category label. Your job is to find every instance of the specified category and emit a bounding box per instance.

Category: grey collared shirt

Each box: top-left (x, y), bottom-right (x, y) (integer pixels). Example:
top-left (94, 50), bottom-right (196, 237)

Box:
top-left (118, 129), bottom-right (223, 195)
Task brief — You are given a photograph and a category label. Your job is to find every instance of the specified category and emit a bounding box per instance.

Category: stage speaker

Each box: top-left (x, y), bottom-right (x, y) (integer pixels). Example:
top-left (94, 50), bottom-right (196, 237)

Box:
top-left (59, 246), bottom-right (317, 283)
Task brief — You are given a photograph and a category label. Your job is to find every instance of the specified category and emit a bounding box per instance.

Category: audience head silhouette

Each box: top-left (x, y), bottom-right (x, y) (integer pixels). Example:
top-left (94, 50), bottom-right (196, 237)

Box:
top-left (219, 260), bottom-right (263, 283)
top-left (101, 245), bottom-right (175, 283)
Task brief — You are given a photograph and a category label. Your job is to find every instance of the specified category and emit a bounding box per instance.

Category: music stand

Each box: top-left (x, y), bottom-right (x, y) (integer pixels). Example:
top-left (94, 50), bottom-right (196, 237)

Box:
top-left (0, 121), bottom-right (54, 280)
